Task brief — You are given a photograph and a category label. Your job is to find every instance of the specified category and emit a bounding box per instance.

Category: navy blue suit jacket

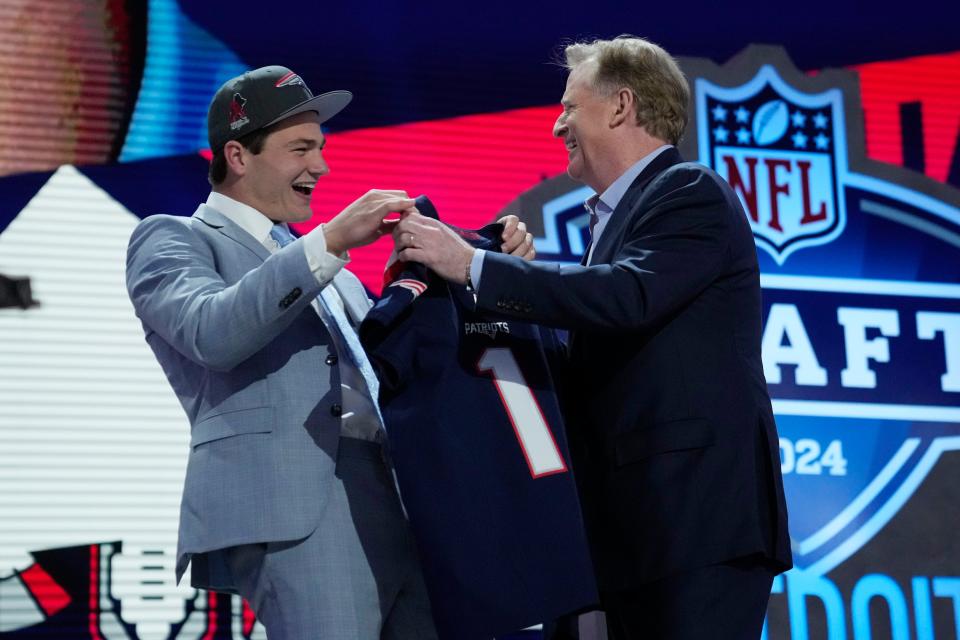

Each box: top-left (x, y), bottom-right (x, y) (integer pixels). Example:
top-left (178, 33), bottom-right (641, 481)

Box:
top-left (476, 148), bottom-right (792, 591)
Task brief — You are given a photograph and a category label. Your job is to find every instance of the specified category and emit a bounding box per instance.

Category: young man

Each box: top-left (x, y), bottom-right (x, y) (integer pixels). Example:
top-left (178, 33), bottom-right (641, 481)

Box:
top-left (394, 38), bottom-right (792, 639)
top-left (126, 65), bottom-right (532, 638)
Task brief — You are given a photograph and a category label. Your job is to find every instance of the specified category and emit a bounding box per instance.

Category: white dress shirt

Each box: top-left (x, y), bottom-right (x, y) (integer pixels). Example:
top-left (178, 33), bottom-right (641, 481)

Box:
top-left (205, 191), bottom-right (383, 442)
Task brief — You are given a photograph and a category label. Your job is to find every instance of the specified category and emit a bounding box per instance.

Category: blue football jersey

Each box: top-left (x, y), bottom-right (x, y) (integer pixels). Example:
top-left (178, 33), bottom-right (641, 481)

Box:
top-left (360, 198), bottom-right (598, 639)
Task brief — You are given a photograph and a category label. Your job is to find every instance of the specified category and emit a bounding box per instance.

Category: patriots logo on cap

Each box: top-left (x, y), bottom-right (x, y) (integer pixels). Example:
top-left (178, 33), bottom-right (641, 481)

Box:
top-left (275, 71), bottom-right (306, 88)
top-left (229, 92), bottom-right (250, 130)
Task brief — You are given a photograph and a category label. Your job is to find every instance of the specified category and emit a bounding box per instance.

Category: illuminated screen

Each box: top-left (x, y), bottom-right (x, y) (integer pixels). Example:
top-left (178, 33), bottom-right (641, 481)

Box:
top-left (0, 1), bottom-right (143, 177)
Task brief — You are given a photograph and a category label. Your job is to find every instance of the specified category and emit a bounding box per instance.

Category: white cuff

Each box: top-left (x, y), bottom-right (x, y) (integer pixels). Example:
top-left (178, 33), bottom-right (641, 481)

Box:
top-left (302, 223), bottom-right (349, 285)
top-left (470, 249), bottom-right (486, 291)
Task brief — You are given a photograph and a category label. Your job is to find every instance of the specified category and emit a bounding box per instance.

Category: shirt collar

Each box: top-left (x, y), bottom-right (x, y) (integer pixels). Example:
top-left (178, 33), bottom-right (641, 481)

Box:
top-left (586, 144), bottom-right (673, 215)
top-left (206, 191), bottom-right (279, 246)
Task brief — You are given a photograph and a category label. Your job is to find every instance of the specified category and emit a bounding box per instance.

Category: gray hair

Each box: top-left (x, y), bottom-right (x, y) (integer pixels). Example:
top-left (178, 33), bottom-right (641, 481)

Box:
top-left (563, 36), bottom-right (689, 145)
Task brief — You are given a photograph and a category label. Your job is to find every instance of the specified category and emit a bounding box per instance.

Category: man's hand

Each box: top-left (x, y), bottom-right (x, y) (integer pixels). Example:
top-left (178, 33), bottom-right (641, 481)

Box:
top-left (324, 189), bottom-right (416, 255)
top-left (497, 215), bottom-right (535, 261)
top-left (393, 212), bottom-right (474, 284)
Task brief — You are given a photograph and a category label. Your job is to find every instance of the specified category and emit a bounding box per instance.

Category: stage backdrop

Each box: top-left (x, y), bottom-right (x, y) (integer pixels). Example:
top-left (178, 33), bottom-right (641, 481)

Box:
top-left (0, 1), bottom-right (957, 639)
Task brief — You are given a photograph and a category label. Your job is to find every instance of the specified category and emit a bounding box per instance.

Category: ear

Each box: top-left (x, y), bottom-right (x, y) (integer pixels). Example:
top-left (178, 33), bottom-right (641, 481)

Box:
top-left (223, 140), bottom-right (248, 178)
top-left (609, 88), bottom-right (634, 128)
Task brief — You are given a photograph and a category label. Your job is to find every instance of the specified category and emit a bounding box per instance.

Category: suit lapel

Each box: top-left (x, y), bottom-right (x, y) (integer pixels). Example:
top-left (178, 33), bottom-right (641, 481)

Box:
top-left (193, 204), bottom-right (272, 262)
top-left (571, 148), bottom-right (683, 353)
top-left (195, 203), bottom-right (369, 326)
top-left (589, 147), bottom-right (683, 266)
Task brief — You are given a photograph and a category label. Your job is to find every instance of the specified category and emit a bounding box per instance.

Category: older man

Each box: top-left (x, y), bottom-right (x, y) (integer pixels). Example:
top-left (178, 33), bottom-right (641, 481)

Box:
top-left (395, 37), bottom-right (792, 639)
top-left (126, 65), bottom-right (532, 638)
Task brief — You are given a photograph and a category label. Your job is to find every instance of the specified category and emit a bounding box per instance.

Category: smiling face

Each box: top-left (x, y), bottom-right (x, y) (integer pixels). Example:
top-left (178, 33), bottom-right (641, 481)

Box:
top-left (553, 61), bottom-right (619, 194)
top-left (238, 111), bottom-right (329, 223)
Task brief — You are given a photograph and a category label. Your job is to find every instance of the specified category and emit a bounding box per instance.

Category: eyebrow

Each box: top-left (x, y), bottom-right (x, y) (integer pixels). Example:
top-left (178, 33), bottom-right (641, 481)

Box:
top-left (286, 138), bottom-right (325, 149)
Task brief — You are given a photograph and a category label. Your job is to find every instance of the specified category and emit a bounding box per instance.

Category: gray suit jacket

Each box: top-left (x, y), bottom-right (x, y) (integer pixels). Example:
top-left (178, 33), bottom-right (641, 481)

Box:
top-left (126, 204), bottom-right (373, 586)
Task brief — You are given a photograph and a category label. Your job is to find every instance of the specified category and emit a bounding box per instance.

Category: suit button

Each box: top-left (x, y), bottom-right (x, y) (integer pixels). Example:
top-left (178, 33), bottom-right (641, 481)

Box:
top-left (330, 404), bottom-right (342, 417)
top-left (325, 354), bottom-right (338, 365)
top-left (279, 287), bottom-right (303, 309)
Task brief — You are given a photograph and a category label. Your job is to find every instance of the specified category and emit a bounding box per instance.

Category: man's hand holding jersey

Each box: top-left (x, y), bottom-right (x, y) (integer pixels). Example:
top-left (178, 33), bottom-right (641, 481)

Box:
top-left (393, 212), bottom-right (535, 283)
top-left (497, 215), bottom-right (536, 259)
top-left (324, 189), bottom-right (418, 256)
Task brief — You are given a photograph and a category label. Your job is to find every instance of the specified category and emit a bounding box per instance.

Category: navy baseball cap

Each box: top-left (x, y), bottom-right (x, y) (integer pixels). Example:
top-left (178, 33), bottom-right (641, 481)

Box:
top-left (207, 65), bottom-right (352, 152)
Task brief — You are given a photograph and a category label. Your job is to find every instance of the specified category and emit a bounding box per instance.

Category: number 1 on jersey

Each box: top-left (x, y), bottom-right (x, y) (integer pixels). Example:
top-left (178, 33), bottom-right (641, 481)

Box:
top-left (478, 348), bottom-right (567, 478)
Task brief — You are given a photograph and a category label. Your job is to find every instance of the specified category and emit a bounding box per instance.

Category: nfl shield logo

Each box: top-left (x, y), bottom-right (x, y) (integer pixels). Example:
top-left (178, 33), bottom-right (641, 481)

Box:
top-left (696, 67), bottom-right (848, 264)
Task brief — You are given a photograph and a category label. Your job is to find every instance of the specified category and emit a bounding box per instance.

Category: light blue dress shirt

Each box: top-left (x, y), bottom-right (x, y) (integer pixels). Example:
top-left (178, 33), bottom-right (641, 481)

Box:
top-left (471, 145), bottom-right (672, 282)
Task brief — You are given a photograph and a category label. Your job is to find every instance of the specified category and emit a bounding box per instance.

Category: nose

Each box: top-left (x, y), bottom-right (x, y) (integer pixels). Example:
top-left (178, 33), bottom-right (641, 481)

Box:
top-left (309, 149), bottom-right (329, 178)
top-left (553, 113), bottom-right (567, 139)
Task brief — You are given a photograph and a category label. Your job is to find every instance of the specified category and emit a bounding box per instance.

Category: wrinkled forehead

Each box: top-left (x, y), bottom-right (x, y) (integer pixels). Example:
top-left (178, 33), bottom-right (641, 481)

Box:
top-left (267, 111), bottom-right (325, 141)
top-left (564, 59), bottom-right (601, 97)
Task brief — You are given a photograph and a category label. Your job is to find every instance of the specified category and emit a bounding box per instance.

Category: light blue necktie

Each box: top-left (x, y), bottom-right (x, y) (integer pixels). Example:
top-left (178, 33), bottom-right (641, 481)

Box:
top-left (269, 224), bottom-right (383, 423)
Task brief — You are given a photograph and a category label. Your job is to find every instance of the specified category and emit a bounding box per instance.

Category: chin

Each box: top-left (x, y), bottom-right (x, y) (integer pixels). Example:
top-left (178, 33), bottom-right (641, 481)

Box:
top-left (288, 205), bottom-right (313, 223)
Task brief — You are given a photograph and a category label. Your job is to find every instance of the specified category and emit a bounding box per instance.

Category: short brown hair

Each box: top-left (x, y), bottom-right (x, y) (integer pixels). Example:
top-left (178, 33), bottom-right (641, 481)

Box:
top-left (563, 36), bottom-right (689, 145)
top-left (207, 125), bottom-right (274, 186)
